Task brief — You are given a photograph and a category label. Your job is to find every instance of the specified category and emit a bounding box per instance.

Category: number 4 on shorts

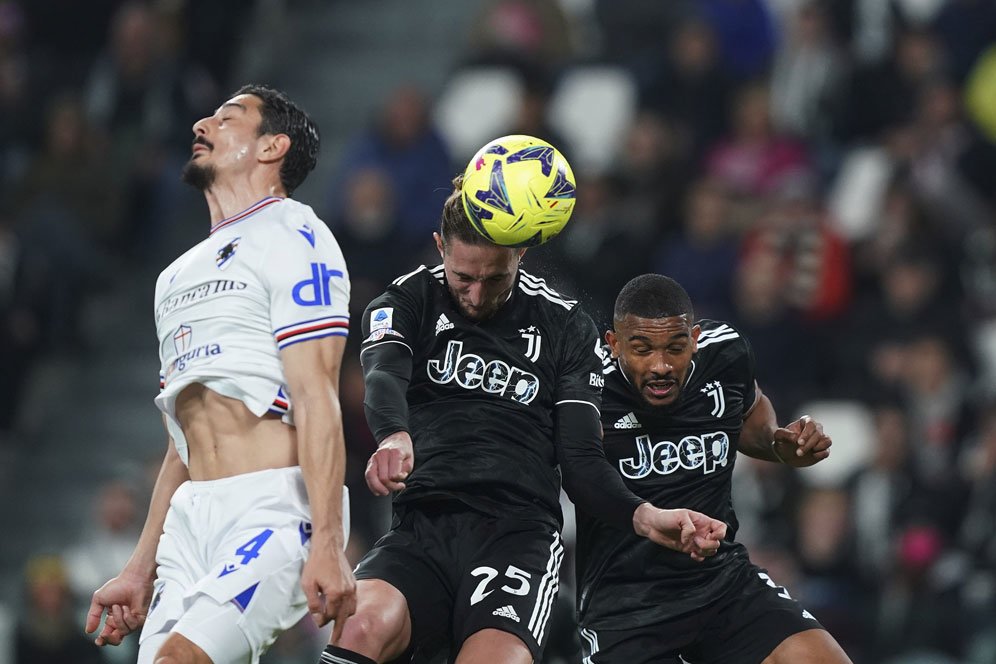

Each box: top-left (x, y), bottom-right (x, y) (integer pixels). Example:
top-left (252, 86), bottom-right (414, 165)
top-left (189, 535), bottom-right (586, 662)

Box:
top-left (236, 528), bottom-right (274, 565)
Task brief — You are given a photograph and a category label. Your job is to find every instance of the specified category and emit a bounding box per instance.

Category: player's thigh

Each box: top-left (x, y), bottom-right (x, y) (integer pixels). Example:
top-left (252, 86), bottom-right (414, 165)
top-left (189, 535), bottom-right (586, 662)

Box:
top-left (693, 565), bottom-right (824, 664)
top-left (764, 628), bottom-right (853, 664)
top-left (578, 625), bottom-right (683, 664)
top-left (352, 521), bottom-right (452, 661)
top-left (455, 628), bottom-right (532, 664)
top-left (453, 522), bottom-right (564, 661)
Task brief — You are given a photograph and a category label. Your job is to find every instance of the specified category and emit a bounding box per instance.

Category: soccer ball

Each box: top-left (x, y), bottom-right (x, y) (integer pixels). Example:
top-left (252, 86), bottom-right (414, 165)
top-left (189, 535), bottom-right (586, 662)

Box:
top-left (461, 135), bottom-right (576, 247)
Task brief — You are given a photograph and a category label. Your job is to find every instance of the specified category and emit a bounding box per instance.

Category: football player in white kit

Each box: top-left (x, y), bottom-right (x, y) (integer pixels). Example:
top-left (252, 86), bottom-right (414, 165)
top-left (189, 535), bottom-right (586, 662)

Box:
top-left (84, 85), bottom-right (356, 663)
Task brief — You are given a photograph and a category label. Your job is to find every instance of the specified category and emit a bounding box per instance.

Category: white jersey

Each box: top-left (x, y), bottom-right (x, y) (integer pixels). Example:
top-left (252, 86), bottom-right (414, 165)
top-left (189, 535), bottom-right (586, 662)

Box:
top-left (153, 197), bottom-right (350, 463)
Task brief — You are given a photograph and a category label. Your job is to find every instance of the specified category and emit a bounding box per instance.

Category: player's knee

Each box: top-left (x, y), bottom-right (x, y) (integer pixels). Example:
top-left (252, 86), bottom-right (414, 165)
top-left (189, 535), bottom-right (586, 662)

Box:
top-left (339, 610), bottom-right (396, 652)
top-left (154, 633), bottom-right (212, 664)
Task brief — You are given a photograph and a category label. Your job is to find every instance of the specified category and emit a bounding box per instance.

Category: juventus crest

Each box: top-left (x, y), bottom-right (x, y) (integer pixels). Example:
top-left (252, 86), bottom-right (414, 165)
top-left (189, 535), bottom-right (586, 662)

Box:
top-left (701, 381), bottom-right (726, 417)
top-left (519, 326), bottom-right (542, 362)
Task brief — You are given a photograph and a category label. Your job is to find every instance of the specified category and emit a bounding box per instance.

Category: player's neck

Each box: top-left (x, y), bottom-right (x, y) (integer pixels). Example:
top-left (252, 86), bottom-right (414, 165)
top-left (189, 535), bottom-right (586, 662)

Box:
top-left (204, 177), bottom-right (287, 228)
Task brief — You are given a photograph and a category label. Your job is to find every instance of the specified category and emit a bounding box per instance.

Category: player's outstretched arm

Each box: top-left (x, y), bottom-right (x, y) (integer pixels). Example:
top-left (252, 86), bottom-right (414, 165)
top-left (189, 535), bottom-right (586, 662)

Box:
top-left (632, 504), bottom-right (727, 562)
top-left (281, 335), bottom-right (356, 639)
top-left (738, 383), bottom-right (832, 467)
top-left (85, 432), bottom-right (188, 646)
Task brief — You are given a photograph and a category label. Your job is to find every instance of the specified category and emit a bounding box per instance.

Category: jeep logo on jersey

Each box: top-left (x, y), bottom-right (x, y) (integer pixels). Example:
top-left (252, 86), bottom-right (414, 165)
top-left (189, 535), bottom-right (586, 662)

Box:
top-left (619, 432), bottom-right (730, 479)
top-left (427, 340), bottom-right (540, 404)
top-left (292, 262), bottom-right (343, 306)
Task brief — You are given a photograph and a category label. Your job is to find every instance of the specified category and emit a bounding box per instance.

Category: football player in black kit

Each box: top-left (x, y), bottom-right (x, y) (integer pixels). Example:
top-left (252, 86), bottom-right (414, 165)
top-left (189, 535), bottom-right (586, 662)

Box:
top-left (318, 182), bottom-right (727, 664)
top-left (576, 274), bottom-right (853, 664)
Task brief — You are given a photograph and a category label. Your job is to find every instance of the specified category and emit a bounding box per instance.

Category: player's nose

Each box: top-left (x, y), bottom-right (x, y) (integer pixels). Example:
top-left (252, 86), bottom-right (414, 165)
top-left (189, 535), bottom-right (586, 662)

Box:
top-left (192, 116), bottom-right (209, 136)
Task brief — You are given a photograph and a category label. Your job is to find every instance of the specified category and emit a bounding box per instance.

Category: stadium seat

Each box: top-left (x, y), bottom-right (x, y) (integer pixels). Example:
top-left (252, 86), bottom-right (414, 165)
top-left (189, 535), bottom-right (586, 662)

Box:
top-left (433, 67), bottom-right (525, 164)
top-left (548, 65), bottom-right (638, 175)
top-left (792, 400), bottom-right (874, 487)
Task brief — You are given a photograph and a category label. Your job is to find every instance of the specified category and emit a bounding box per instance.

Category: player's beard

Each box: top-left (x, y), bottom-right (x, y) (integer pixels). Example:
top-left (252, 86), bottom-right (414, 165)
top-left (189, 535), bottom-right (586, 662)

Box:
top-left (181, 160), bottom-right (217, 191)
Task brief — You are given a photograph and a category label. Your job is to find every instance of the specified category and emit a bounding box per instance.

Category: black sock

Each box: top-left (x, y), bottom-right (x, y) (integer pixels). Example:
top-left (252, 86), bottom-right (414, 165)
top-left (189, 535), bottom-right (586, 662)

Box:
top-left (319, 645), bottom-right (377, 664)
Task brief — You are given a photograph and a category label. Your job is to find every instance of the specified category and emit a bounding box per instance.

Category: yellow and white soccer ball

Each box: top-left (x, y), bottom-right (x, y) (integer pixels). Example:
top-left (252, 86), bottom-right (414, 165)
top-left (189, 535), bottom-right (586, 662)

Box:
top-left (461, 134), bottom-right (576, 247)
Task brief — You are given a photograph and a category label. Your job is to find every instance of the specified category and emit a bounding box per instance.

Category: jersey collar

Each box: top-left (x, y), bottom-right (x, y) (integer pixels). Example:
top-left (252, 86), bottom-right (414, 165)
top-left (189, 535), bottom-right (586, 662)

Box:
top-left (209, 197), bottom-right (283, 235)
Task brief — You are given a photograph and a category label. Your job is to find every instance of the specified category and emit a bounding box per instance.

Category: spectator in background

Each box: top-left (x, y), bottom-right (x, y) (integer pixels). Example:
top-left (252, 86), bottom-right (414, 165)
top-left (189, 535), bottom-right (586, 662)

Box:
top-left (841, 28), bottom-right (946, 143)
top-left (642, 17), bottom-right (732, 155)
top-left (84, 1), bottom-right (215, 259)
top-left (14, 93), bottom-right (122, 252)
top-left (0, 1), bottom-right (39, 185)
top-left (64, 479), bottom-right (141, 663)
top-left (770, 1), bottom-right (846, 149)
top-left (705, 80), bottom-right (812, 204)
top-left (0, 204), bottom-right (37, 438)
top-left (330, 85), bottom-right (452, 242)
top-left (652, 177), bottom-right (737, 321)
top-left (15, 555), bottom-right (102, 664)
top-left (698, 0), bottom-right (778, 80)
top-left (465, 0), bottom-right (574, 72)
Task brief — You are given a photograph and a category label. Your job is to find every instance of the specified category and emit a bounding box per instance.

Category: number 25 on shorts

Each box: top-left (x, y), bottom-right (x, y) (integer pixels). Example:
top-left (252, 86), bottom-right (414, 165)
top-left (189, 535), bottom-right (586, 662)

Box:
top-left (469, 565), bottom-right (532, 605)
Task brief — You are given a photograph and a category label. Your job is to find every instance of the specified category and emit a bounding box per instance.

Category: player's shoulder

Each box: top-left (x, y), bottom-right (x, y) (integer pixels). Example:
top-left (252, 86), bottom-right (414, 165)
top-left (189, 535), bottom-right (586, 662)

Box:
top-left (693, 319), bottom-right (752, 368)
top-left (256, 198), bottom-right (328, 239)
top-left (390, 264), bottom-right (446, 289)
top-left (516, 269), bottom-right (580, 315)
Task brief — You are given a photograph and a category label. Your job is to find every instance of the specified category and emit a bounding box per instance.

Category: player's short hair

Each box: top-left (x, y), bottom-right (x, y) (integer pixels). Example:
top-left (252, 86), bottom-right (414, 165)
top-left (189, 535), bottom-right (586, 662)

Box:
top-left (234, 84), bottom-right (319, 196)
top-left (614, 274), bottom-right (694, 322)
top-left (439, 174), bottom-right (498, 249)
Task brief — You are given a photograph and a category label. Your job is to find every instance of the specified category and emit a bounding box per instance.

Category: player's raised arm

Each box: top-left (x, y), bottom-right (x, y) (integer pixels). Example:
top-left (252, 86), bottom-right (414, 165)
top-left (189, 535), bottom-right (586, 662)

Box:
top-left (281, 336), bottom-right (356, 634)
top-left (85, 426), bottom-right (188, 646)
top-left (738, 383), bottom-right (832, 467)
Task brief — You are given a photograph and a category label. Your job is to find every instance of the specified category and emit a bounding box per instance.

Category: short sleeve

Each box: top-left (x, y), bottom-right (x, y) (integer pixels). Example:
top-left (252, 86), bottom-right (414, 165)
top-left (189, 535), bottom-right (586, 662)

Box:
top-left (359, 277), bottom-right (423, 356)
top-left (261, 226), bottom-right (351, 350)
top-left (556, 308), bottom-right (604, 410)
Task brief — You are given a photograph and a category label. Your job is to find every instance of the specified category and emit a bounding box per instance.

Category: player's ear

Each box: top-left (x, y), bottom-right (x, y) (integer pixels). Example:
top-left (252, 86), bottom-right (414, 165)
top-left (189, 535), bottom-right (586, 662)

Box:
top-left (605, 329), bottom-right (618, 357)
top-left (691, 324), bottom-right (701, 352)
top-left (259, 133), bottom-right (291, 163)
top-left (433, 232), bottom-right (445, 258)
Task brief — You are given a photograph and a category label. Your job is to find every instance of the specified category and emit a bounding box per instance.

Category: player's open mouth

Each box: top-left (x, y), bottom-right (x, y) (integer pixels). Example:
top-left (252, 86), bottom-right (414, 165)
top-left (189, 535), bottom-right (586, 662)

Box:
top-left (644, 381), bottom-right (676, 399)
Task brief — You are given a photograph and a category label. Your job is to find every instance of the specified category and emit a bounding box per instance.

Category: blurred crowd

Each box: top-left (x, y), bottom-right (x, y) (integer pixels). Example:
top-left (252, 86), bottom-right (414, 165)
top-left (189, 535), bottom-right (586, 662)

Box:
top-left (4, 0), bottom-right (996, 663)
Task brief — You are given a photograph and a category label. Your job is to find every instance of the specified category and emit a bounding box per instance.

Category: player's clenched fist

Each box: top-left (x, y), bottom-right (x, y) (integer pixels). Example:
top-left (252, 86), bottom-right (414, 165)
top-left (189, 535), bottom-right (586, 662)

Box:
top-left (632, 503), bottom-right (727, 562)
top-left (365, 431), bottom-right (415, 496)
top-left (772, 415), bottom-right (832, 467)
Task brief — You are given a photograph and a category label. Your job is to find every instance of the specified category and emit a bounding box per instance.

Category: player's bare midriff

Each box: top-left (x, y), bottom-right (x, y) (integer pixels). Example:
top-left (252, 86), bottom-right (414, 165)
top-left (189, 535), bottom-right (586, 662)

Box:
top-left (174, 383), bottom-right (297, 481)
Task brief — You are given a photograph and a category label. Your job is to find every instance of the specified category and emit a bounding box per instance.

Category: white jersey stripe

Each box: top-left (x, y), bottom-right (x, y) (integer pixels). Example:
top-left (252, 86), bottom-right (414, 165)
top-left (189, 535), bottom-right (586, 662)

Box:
top-left (535, 543), bottom-right (565, 643)
top-left (519, 273), bottom-right (577, 306)
top-left (698, 324), bottom-right (733, 339)
top-left (580, 627), bottom-right (601, 664)
top-left (528, 533), bottom-right (563, 635)
top-left (359, 339), bottom-right (413, 355)
top-left (697, 332), bottom-right (740, 349)
top-left (518, 283), bottom-right (575, 310)
top-left (556, 399), bottom-right (600, 414)
top-left (393, 265), bottom-right (427, 286)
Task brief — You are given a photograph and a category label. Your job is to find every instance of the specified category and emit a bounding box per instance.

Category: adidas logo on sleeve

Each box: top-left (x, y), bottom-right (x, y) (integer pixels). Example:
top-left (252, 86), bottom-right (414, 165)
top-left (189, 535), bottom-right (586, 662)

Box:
top-left (492, 605), bottom-right (521, 622)
top-left (614, 412), bottom-right (642, 429)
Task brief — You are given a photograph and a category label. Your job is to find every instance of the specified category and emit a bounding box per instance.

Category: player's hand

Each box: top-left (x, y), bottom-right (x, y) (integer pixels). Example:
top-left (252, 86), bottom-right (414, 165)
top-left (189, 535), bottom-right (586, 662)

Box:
top-left (365, 431), bottom-right (414, 496)
top-left (772, 415), bottom-right (831, 467)
top-left (633, 504), bottom-right (727, 562)
top-left (301, 541), bottom-right (357, 643)
top-left (84, 570), bottom-right (154, 646)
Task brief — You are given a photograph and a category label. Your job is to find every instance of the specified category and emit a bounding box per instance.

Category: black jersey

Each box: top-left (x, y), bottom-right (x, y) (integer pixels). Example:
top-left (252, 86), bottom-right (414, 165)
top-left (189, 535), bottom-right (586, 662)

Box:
top-left (360, 265), bottom-right (604, 529)
top-left (576, 320), bottom-right (758, 629)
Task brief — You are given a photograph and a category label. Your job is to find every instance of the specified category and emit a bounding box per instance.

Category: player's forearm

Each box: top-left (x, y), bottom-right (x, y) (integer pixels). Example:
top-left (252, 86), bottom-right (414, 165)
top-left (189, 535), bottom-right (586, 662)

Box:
top-left (295, 393), bottom-right (347, 546)
top-left (556, 402), bottom-right (646, 530)
top-left (124, 440), bottom-right (189, 580)
top-left (737, 393), bottom-right (780, 462)
top-left (361, 342), bottom-right (413, 441)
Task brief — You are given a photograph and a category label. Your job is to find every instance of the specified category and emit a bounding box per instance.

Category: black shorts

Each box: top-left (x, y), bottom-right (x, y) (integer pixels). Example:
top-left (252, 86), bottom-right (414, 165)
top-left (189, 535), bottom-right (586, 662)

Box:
top-left (579, 564), bottom-right (823, 664)
top-left (354, 501), bottom-right (564, 662)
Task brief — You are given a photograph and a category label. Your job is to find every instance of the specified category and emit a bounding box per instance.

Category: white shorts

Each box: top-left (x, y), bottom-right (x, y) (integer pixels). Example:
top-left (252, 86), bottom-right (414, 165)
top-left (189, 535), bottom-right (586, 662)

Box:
top-left (138, 467), bottom-right (349, 663)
